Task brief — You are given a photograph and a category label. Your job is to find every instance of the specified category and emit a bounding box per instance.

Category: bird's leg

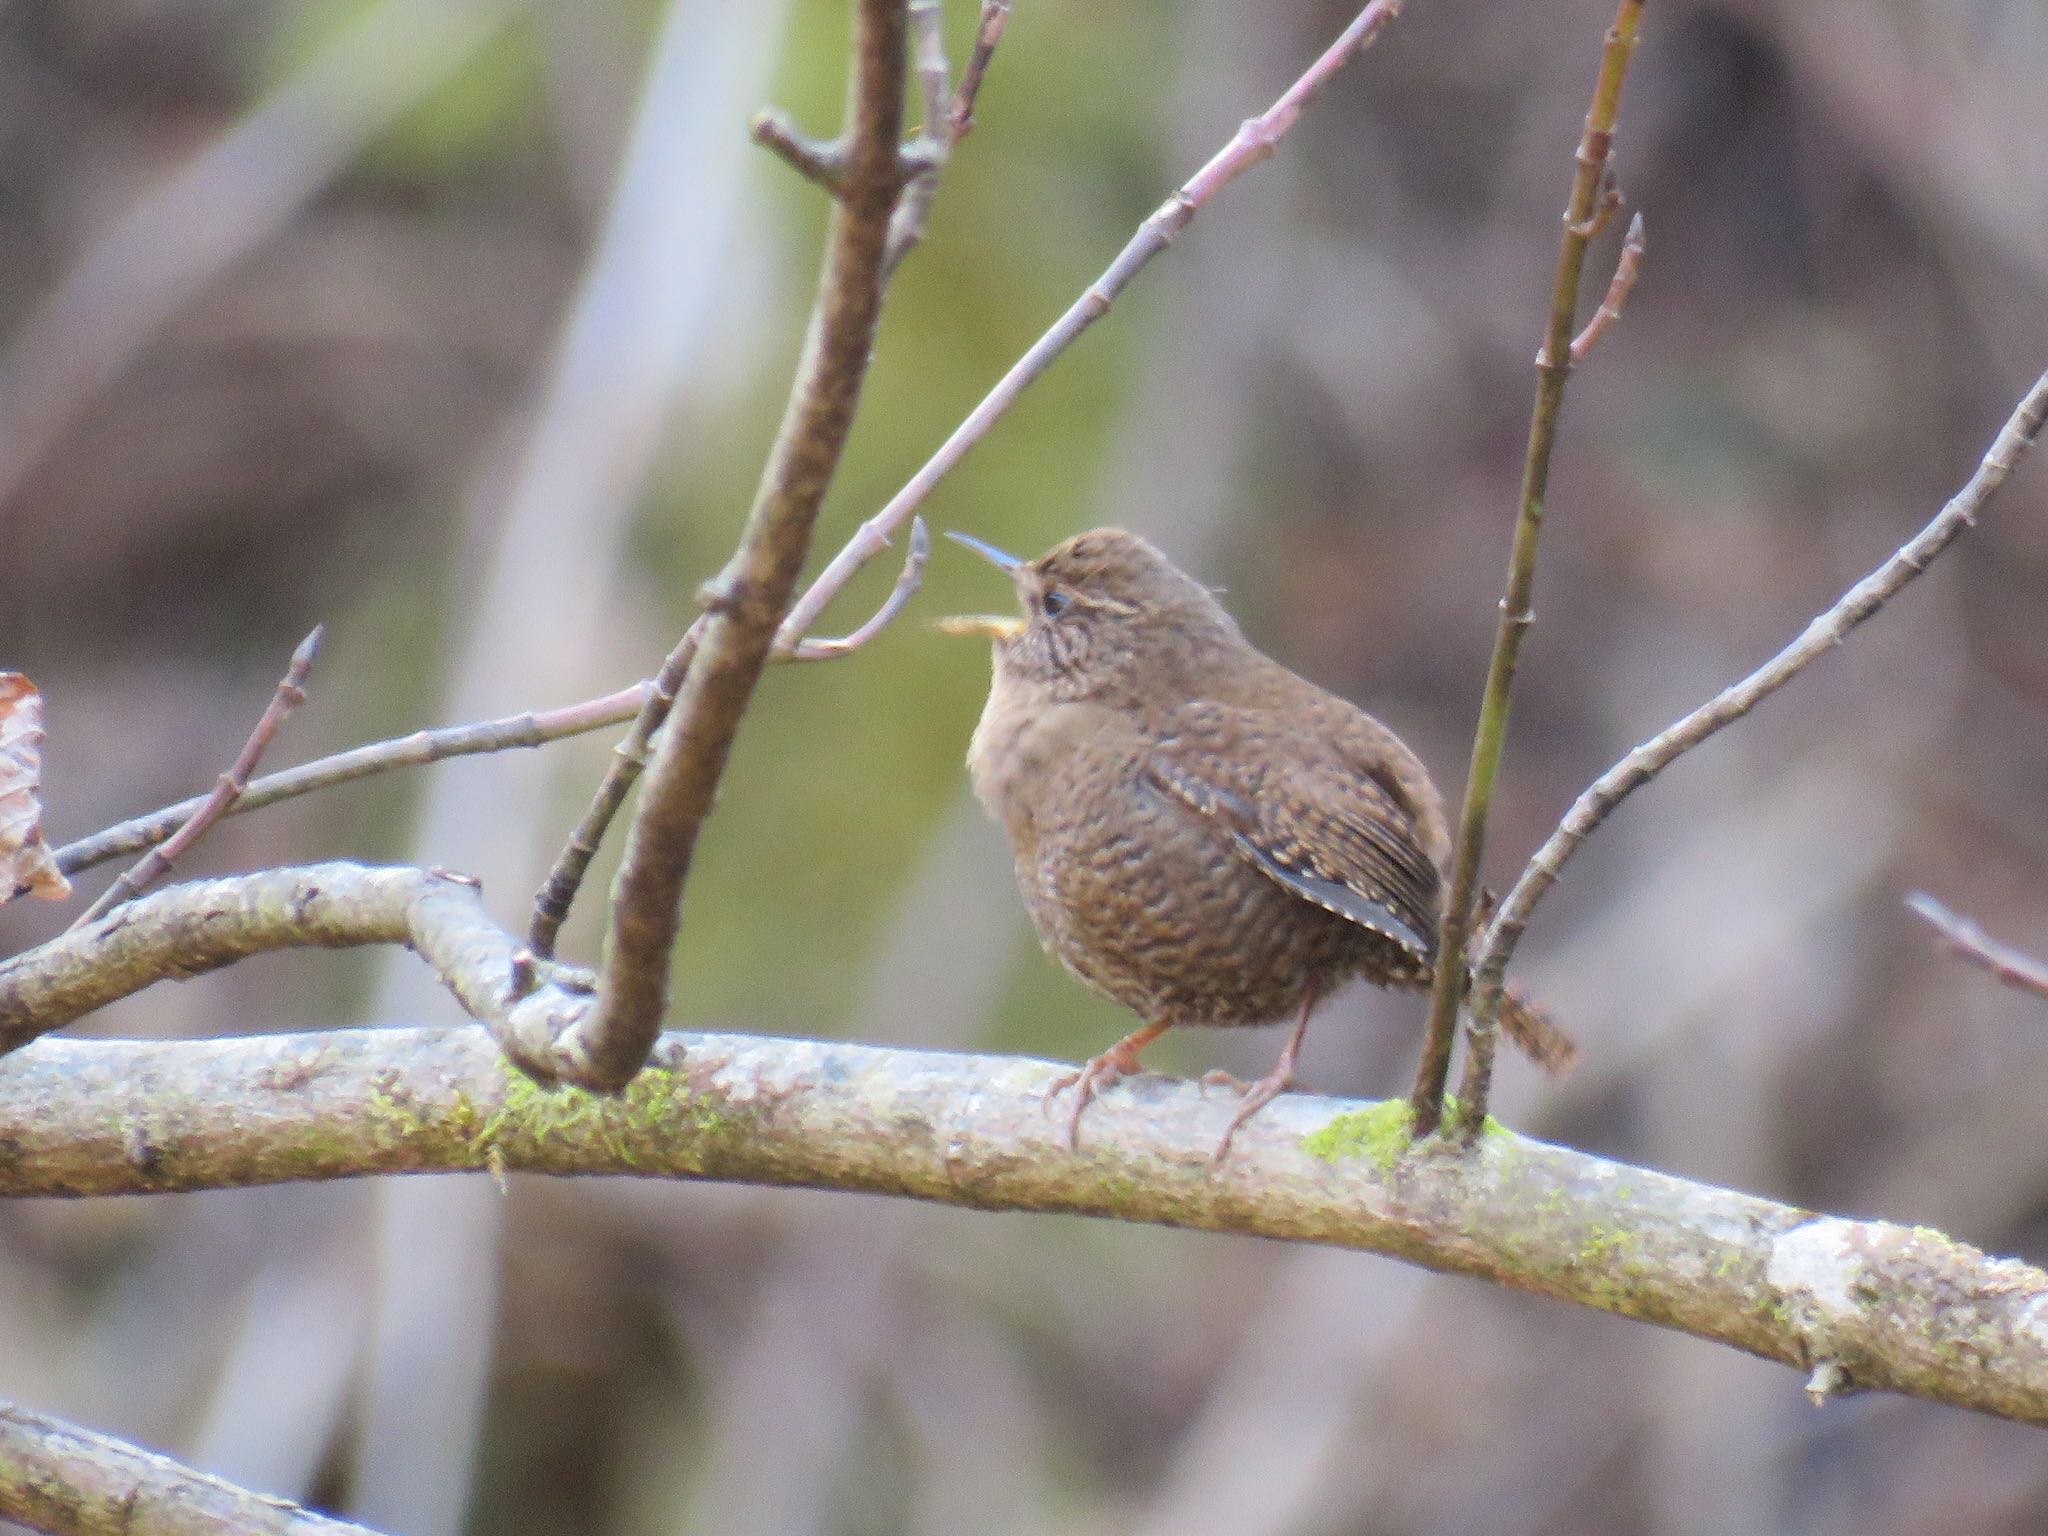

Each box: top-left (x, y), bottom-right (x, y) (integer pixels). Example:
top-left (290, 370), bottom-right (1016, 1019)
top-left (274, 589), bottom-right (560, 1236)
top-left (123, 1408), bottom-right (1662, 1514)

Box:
top-left (1211, 982), bottom-right (1320, 1167)
top-left (1047, 1019), bottom-right (1170, 1151)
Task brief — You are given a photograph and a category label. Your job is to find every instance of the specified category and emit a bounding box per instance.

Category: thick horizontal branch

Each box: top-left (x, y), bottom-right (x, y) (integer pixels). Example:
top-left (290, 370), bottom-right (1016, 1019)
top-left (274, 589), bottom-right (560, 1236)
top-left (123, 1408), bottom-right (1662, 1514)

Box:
top-left (0, 1400), bottom-right (378, 1535)
top-left (0, 864), bottom-right (587, 1071)
top-left (2, 1023), bottom-right (2046, 1427)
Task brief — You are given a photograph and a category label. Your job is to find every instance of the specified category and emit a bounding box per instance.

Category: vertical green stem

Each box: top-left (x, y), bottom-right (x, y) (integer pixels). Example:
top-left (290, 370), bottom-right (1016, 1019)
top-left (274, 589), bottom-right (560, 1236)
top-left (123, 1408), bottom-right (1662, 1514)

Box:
top-left (1409, 0), bottom-right (1648, 1138)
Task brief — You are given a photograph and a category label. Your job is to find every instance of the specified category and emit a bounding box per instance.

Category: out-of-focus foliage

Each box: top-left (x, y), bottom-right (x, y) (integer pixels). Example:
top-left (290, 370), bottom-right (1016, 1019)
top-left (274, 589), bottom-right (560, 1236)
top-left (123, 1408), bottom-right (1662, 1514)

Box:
top-left (3, 0), bottom-right (2048, 1532)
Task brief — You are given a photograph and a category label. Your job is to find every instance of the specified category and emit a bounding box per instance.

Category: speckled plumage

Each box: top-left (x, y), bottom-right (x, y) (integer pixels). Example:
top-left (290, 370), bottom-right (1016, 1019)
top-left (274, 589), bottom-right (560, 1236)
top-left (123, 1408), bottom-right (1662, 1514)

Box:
top-left (954, 527), bottom-right (1571, 1156)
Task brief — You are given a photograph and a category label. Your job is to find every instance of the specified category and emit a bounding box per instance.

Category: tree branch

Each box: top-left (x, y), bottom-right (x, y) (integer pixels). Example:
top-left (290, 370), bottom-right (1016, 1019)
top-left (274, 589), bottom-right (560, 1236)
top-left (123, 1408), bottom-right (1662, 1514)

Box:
top-left (0, 864), bottom-right (585, 1066)
top-left (4, 1023), bottom-right (2047, 1428)
top-left (0, 1400), bottom-right (380, 1535)
top-left (562, 0), bottom-right (911, 1094)
top-left (1413, 0), bottom-right (1649, 1139)
top-left (1471, 366), bottom-right (2048, 1026)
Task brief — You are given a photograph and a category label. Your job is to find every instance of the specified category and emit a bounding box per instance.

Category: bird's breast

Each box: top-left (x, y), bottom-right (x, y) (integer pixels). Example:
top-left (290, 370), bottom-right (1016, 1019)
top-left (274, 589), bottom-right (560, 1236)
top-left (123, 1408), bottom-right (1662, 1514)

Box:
top-left (966, 680), bottom-right (1116, 851)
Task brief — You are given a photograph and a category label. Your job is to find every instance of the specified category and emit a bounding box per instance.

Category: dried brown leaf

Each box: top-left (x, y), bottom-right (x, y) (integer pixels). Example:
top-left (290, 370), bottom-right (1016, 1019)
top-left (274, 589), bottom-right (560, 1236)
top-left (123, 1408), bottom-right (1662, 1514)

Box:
top-left (0, 673), bottom-right (71, 903)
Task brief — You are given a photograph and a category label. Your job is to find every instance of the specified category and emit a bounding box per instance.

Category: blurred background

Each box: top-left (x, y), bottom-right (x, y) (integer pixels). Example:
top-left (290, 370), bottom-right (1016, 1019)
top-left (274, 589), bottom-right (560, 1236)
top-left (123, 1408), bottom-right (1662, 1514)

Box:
top-left (4, 0), bottom-right (2048, 1531)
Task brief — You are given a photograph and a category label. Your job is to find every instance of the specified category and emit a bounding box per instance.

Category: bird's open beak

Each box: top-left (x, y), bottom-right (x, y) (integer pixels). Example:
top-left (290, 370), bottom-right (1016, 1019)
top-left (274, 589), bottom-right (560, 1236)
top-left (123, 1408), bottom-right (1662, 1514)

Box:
top-left (934, 531), bottom-right (1028, 639)
top-left (931, 613), bottom-right (1025, 640)
top-left (943, 530), bottom-right (1024, 572)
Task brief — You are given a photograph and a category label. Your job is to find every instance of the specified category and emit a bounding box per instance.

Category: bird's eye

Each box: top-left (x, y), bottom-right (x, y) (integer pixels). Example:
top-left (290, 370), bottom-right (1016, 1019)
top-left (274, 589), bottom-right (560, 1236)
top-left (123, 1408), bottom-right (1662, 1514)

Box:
top-left (1040, 588), bottom-right (1071, 618)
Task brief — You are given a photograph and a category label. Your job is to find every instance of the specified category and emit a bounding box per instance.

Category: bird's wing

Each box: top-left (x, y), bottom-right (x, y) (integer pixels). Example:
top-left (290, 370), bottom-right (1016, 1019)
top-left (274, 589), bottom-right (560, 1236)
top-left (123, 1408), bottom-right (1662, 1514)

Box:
top-left (1145, 702), bottom-right (1441, 965)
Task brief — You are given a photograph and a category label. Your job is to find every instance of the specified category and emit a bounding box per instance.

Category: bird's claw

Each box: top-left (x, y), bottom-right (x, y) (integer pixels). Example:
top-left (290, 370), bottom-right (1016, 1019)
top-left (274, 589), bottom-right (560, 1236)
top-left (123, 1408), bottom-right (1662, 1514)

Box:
top-left (1209, 1069), bottom-right (1296, 1169)
top-left (1045, 1050), bottom-right (1138, 1151)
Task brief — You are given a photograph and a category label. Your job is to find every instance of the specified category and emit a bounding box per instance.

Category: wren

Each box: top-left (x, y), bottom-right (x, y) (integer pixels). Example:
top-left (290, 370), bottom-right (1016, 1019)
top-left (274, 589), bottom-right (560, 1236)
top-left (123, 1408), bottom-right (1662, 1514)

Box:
top-left (943, 527), bottom-right (1575, 1162)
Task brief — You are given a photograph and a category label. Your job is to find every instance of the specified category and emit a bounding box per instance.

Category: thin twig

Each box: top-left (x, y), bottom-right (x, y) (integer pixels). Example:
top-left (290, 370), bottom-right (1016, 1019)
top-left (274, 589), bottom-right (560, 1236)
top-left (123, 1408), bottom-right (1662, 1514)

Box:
top-left (53, 684), bottom-right (650, 879)
top-left (1470, 368), bottom-right (2048, 1029)
top-left (0, 1400), bottom-right (382, 1536)
top-left (772, 0), bottom-right (1409, 655)
top-left (542, 0), bottom-right (911, 1094)
top-left (948, 0), bottom-right (1012, 140)
top-left (787, 516), bottom-right (931, 660)
top-left (750, 107), bottom-right (846, 193)
top-left (1412, 0), bottom-right (1648, 1141)
top-left (1907, 892), bottom-right (2048, 1005)
top-left (1569, 211), bottom-right (1645, 364)
top-left (526, 632), bottom-right (699, 958)
top-left (883, 0), bottom-right (958, 277)
top-left (69, 627), bottom-right (323, 931)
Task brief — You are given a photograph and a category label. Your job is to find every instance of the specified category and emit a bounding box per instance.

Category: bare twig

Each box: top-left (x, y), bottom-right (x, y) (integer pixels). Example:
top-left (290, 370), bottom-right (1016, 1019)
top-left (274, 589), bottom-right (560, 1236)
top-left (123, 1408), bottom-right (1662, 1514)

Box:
top-left (1471, 368), bottom-right (2048, 1028)
top-left (1907, 892), bottom-right (2048, 1005)
top-left (0, 1400), bottom-right (382, 1536)
top-left (542, 0), bottom-right (911, 1094)
top-left (749, 107), bottom-right (846, 193)
top-left (772, 0), bottom-right (1409, 655)
top-left (526, 633), bottom-right (699, 958)
top-left (5, 1018), bottom-right (2048, 1429)
top-left (882, 0), bottom-right (959, 277)
top-left (1569, 211), bottom-right (1646, 364)
top-left (908, 1), bottom-right (952, 154)
top-left (52, 684), bottom-right (650, 879)
top-left (787, 516), bottom-right (931, 660)
top-left (69, 627), bottom-right (323, 930)
top-left (948, 0), bottom-right (1013, 140)
top-left (1411, 0), bottom-right (1649, 1140)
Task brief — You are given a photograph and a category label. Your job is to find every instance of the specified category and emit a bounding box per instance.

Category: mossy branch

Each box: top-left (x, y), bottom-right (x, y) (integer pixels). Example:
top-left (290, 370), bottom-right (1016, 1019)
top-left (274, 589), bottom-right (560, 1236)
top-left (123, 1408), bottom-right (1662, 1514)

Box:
top-left (1, 1015), bottom-right (2046, 1427)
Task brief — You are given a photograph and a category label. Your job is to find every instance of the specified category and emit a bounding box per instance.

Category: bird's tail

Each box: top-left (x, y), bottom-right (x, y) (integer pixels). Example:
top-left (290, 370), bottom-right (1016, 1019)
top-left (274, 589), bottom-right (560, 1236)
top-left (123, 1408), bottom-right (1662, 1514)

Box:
top-left (1467, 887), bottom-right (1577, 1073)
top-left (1495, 982), bottom-right (1578, 1074)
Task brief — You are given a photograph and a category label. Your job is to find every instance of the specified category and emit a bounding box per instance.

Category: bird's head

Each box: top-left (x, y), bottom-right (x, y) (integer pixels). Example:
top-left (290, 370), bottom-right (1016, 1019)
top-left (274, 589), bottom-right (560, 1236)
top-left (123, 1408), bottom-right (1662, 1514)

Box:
top-left (938, 527), bottom-right (1243, 704)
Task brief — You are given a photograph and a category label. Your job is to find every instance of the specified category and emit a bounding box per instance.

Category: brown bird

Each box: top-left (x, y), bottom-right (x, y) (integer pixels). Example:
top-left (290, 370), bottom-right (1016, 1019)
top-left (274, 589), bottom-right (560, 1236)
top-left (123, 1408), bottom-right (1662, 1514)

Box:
top-left (943, 527), bottom-right (1574, 1161)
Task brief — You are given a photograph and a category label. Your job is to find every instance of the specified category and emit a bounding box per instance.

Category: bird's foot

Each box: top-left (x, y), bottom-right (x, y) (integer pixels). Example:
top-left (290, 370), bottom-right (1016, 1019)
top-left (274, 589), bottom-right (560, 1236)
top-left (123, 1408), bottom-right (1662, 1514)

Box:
top-left (1210, 992), bottom-right (1318, 1168)
top-left (1210, 1062), bottom-right (1296, 1168)
top-left (1046, 1022), bottom-right (1169, 1152)
top-left (1199, 1068), bottom-right (1249, 1095)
